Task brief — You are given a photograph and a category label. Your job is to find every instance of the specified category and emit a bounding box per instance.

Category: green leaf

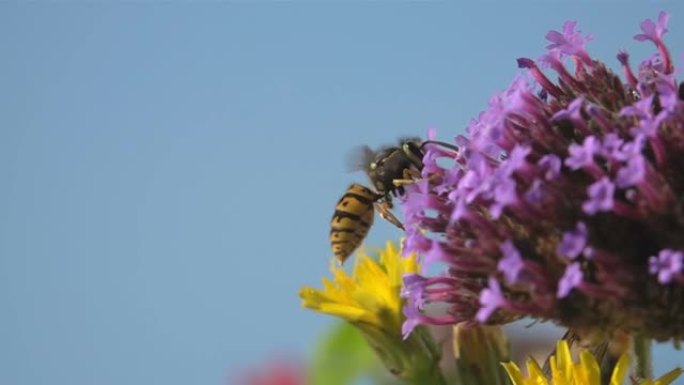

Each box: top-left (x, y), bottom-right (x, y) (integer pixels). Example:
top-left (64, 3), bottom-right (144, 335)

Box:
top-left (309, 321), bottom-right (379, 385)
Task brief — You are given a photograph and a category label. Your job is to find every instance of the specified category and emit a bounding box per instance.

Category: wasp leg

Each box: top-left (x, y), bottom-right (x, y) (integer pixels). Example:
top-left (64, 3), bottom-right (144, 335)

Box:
top-left (391, 169), bottom-right (423, 187)
top-left (392, 168), bottom-right (446, 188)
top-left (404, 168), bottom-right (421, 180)
top-left (374, 201), bottom-right (404, 230)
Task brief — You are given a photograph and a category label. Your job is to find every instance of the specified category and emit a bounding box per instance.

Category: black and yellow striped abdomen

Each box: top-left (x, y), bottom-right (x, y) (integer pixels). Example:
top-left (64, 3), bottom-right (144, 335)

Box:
top-left (330, 183), bottom-right (379, 264)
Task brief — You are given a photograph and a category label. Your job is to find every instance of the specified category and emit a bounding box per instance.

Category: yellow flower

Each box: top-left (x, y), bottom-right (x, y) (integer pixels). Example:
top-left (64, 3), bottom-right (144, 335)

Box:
top-left (299, 241), bottom-right (419, 331)
top-left (299, 241), bottom-right (444, 384)
top-left (502, 340), bottom-right (682, 385)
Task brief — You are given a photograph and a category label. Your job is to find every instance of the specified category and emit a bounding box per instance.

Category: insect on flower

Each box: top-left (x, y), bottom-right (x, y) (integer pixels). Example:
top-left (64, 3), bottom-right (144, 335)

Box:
top-left (329, 138), bottom-right (457, 264)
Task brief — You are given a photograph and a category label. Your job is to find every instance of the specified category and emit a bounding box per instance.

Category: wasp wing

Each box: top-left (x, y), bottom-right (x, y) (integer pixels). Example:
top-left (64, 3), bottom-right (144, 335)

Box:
top-left (345, 145), bottom-right (375, 173)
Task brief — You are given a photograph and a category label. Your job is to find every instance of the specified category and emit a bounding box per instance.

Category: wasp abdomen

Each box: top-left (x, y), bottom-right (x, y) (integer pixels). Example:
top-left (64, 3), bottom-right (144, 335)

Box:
top-left (329, 184), bottom-right (378, 264)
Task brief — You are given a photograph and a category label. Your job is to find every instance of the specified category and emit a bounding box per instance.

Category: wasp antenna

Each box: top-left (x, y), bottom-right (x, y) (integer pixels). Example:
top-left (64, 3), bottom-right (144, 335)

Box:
top-left (420, 140), bottom-right (459, 152)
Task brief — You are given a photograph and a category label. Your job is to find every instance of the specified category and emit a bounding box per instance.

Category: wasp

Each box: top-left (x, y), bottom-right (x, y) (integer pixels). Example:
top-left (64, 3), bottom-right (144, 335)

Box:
top-left (329, 138), bottom-right (457, 264)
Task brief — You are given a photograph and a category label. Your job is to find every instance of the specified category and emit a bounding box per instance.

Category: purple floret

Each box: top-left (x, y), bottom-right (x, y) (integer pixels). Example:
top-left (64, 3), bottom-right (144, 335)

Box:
top-left (498, 241), bottom-right (524, 284)
top-left (634, 11), bottom-right (670, 44)
top-left (600, 133), bottom-right (624, 159)
top-left (490, 177), bottom-right (517, 219)
top-left (565, 136), bottom-right (600, 170)
top-left (616, 155), bottom-right (646, 188)
top-left (476, 278), bottom-right (506, 322)
top-left (557, 222), bottom-right (588, 260)
top-left (557, 263), bottom-right (583, 298)
top-left (582, 177), bottom-right (615, 214)
top-left (538, 155), bottom-right (561, 180)
top-left (552, 97), bottom-right (584, 123)
top-left (545, 21), bottom-right (593, 64)
top-left (649, 249), bottom-right (683, 284)
top-left (401, 302), bottom-right (423, 339)
top-left (401, 274), bottom-right (428, 308)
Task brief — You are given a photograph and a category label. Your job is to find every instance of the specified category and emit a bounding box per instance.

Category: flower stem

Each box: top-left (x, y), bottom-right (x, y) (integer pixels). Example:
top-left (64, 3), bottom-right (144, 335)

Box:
top-left (634, 333), bottom-right (653, 379)
top-left (406, 366), bottom-right (447, 385)
top-left (356, 323), bottom-right (447, 385)
top-left (401, 325), bottom-right (447, 385)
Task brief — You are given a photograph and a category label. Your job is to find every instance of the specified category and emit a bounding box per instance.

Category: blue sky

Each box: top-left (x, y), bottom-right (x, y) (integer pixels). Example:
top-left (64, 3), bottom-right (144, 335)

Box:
top-left (1, 2), bottom-right (683, 385)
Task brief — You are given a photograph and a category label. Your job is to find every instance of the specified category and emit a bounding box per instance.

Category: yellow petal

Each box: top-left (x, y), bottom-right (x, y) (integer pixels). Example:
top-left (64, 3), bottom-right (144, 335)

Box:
top-left (380, 241), bottom-right (400, 286)
top-left (526, 357), bottom-right (550, 385)
top-left (501, 361), bottom-right (527, 385)
top-left (577, 350), bottom-right (600, 385)
top-left (609, 353), bottom-right (629, 385)
top-left (653, 367), bottom-right (684, 385)
top-left (551, 340), bottom-right (573, 385)
top-left (317, 302), bottom-right (370, 322)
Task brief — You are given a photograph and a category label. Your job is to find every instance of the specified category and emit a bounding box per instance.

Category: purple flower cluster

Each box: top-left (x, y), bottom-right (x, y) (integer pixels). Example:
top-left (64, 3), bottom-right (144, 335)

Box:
top-left (401, 12), bottom-right (684, 342)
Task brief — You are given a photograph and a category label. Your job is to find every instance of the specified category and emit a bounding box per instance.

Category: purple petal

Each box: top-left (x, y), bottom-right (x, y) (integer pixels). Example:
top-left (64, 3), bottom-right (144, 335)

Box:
top-left (600, 133), bottom-right (624, 159)
top-left (538, 155), bottom-right (561, 180)
top-left (552, 97), bottom-right (584, 122)
top-left (557, 222), bottom-right (588, 260)
top-left (498, 241), bottom-right (524, 284)
top-left (620, 95), bottom-right (655, 119)
top-left (565, 136), bottom-right (600, 170)
top-left (649, 249), bottom-right (683, 284)
top-left (615, 135), bottom-right (646, 161)
top-left (425, 241), bottom-right (452, 266)
top-left (402, 303), bottom-right (423, 339)
top-left (582, 177), bottom-right (615, 215)
top-left (557, 263), bottom-right (583, 298)
top-left (490, 177), bottom-right (517, 219)
top-left (449, 196), bottom-right (469, 224)
top-left (634, 11), bottom-right (669, 43)
top-left (524, 179), bottom-right (544, 203)
top-left (545, 21), bottom-right (593, 61)
top-left (403, 227), bottom-right (431, 255)
top-left (500, 145), bottom-right (531, 176)
top-left (615, 155), bottom-right (646, 188)
top-left (401, 273), bottom-right (427, 308)
top-left (476, 277), bottom-right (506, 322)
